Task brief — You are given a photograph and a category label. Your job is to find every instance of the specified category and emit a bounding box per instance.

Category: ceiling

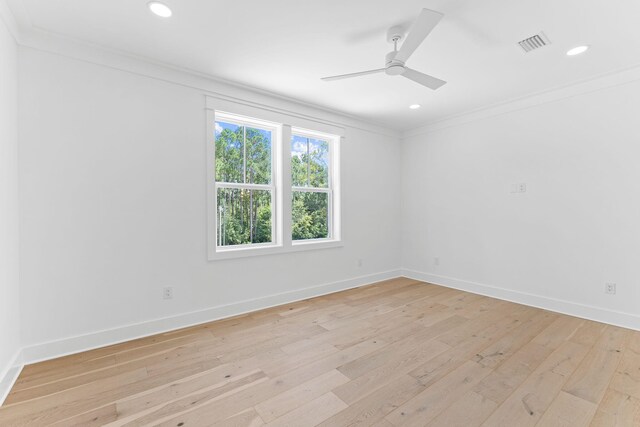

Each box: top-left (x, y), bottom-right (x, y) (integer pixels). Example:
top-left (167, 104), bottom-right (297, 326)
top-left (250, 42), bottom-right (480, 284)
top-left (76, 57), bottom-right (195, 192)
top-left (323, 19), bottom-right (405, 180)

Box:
top-left (8, 0), bottom-right (640, 130)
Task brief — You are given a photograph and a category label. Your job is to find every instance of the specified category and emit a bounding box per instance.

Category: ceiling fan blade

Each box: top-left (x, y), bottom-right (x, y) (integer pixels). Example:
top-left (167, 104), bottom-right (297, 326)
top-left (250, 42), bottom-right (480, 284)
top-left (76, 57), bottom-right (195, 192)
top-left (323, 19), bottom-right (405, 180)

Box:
top-left (402, 68), bottom-right (447, 90)
top-left (321, 68), bottom-right (386, 81)
top-left (394, 8), bottom-right (443, 63)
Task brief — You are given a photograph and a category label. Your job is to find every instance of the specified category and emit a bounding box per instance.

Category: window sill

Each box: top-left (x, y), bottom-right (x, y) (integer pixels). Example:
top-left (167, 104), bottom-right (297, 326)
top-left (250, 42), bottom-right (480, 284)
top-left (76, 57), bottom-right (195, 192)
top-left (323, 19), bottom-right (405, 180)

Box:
top-left (208, 240), bottom-right (343, 261)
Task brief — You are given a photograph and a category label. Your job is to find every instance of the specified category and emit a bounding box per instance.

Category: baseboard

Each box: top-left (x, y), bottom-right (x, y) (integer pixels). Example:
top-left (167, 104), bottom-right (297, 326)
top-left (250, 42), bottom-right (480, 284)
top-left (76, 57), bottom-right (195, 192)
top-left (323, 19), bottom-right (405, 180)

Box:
top-left (21, 269), bottom-right (402, 365)
top-left (402, 269), bottom-right (640, 331)
top-left (0, 349), bottom-right (23, 406)
top-left (17, 267), bottom-right (636, 389)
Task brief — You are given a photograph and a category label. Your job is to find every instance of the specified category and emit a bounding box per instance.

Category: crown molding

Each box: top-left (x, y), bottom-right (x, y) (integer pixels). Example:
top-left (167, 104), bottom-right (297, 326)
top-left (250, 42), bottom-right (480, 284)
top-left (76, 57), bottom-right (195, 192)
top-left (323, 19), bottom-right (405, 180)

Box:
top-left (16, 23), bottom-right (400, 139)
top-left (0, 0), bottom-right (21, 43)
top-left (10, 0), bottom-right (640, 141)
top-left (403, 62), bottom-right (640, 139)
top-left (5, 0), bottom-right (397, 138)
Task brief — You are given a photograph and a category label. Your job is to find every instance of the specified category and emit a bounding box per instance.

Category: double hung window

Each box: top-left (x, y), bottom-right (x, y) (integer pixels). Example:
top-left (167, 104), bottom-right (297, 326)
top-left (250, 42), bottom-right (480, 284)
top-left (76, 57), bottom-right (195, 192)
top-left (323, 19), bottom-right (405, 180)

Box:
top-left (209, 110), bottom-right (341, 259)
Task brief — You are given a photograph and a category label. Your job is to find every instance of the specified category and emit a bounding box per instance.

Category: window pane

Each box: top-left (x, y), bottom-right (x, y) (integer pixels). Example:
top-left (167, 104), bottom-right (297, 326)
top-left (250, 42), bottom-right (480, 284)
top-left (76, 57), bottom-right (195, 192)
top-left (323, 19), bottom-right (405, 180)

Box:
top-left (308, 138), bottom-right (329, 188)
top-left (215, 121), bottom-right (243, 183)
top-left (291, 135), bottom-right (308, 187)
top-left (217, 188), bottom-right (272, 246)
top-left (292, 191), bottom-right (329, 240)
top-left (246, 127), bottom-right (272, 185)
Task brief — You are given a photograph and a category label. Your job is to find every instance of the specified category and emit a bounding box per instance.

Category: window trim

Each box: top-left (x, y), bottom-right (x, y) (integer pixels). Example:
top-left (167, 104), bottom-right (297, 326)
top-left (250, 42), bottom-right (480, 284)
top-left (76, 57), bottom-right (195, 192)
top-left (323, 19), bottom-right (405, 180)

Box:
top-left (213, 112), bottom-right (281, 252)
top-left (290, 127), bottom-right (339, 244)
top-left (207, 109), bottom-right (342, 261)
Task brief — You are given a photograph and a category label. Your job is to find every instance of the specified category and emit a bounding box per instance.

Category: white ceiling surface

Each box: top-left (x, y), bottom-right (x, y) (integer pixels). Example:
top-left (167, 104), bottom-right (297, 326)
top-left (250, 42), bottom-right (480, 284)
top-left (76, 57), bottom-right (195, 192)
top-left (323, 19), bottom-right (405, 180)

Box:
top-left (9, 0), bottom-right (640, 130)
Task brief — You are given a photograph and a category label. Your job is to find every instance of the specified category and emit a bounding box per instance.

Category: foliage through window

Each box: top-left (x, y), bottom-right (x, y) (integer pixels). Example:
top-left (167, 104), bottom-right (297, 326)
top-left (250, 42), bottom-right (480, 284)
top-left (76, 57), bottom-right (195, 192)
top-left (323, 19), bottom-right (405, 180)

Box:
top-left (215, 118), bottom-right (274, 247)
top-left (291, 134), bottom-right (331, 241)
top-left (210, 109), bottom-right (340, 258)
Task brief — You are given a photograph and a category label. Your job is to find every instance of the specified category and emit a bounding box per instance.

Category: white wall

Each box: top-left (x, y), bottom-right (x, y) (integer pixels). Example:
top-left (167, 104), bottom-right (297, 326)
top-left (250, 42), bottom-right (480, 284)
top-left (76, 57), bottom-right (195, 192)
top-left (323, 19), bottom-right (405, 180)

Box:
top-left (17, 47), bottom-right (402, 361)
top-left (0, 9), bottom-right (21, 398)
top-left (401, 78), bottom-right (640, 329)
top-left (15, 20), bottom-right (640, 368)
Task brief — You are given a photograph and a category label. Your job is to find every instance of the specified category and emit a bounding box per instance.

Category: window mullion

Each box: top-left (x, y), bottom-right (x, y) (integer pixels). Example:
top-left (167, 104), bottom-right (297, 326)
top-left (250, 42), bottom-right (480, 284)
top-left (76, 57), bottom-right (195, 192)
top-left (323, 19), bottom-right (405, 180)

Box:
top-left (217, 182), bottom-right (272, 190)
top-left (306, 138), bottom-right (310, 187)
top-left (292, 186), bottom-right (330, 193)
top-left (243, 126), bottom-right (247, 184)
top-left (282, 125), bottom-right (293, 248)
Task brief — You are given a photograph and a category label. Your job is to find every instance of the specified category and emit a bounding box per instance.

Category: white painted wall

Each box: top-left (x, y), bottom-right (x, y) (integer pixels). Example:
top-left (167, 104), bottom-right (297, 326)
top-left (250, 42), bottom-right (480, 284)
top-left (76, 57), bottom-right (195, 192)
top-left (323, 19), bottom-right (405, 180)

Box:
top-left (14, 17), bottom-right (640, 368)
top-left (401, 78), bottom-right (640, 329)
top-left (17, 48), bottom-right (402, 360)
top-left (0, 9), bottom-right (21, 396)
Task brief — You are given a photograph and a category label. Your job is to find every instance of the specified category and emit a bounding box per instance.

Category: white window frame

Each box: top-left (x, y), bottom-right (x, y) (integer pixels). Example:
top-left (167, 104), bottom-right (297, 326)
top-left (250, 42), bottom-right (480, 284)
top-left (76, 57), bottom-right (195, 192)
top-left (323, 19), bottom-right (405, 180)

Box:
top-left (291, 127), bottom-right (340, 246)
top-left (207, 109), bottom-right (342, 260)
top-left (213, 112), bottom-right (280, 252)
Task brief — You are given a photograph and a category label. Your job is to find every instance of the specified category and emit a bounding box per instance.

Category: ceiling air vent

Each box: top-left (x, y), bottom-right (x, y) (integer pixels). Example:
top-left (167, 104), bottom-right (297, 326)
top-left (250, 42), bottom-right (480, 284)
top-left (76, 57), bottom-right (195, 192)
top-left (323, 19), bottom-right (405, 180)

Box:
top-left (518, 32), bottom-right (551, 53)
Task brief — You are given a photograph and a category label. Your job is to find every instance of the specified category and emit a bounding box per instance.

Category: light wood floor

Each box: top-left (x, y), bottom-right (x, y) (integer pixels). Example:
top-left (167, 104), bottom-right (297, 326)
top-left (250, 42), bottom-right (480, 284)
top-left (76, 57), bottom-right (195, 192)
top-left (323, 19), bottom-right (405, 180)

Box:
top-left (1, 278), bottom-right (639, 426)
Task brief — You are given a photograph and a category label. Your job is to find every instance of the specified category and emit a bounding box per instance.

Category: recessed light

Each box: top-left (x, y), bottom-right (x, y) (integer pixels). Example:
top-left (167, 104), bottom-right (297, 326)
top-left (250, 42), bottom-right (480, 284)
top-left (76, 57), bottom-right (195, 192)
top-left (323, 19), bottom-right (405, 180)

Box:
top-left (148, 2), bottom-right (172, 18)
top-left (409, 104), bottom-right (421, 110)
top-left (566, 45), bottom-right (589, 56)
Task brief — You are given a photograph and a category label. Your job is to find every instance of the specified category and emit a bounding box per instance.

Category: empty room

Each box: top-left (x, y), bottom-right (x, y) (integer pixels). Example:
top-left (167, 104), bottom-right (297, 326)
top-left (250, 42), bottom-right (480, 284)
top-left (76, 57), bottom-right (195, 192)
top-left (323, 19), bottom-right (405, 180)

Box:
top-left (1, 0), bottom-right (639, 426)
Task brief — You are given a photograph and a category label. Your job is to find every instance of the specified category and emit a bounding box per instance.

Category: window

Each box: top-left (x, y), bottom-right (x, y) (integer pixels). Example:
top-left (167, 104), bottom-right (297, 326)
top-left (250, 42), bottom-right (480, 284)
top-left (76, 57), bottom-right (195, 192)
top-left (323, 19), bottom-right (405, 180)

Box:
top-left (214, 114), bottom-right (277, 248)
top-left (291, 132), bottom-right (332, 242)
top-left (208, 109), bottom-right (341, 259)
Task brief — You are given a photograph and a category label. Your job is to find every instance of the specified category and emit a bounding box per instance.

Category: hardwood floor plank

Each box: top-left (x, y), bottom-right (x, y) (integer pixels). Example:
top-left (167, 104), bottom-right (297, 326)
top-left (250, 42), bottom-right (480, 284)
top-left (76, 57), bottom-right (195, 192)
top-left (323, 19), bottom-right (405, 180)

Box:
top-left (49, 403), bottom-right (118, 427)
top-left (254, 369), bottom-right (349, 423)
top-left (260, 343), bottom-right (338, 378)
top-left (426, 390), bottom-right (498, 427)
top-left (473, 310), bottom-right (558, 369)
top-left (214, 408), bottom-right (265, 427)
top-left (333, 338), bottom-right (450, 405)
top-left (608, 333), bottom-right (640, 400)
top-left (337, 315), bottom-right (465, 380)
top-left (474, 342), bottom-right (554, 406)
top-left (437, 302), bottom-right (534, 348)
top-left (481, 341), bottom-right (590, 427)
top-left (5, 341), bottom-right (205, 404)
top-left (114, 368), bottom-right (267, 423)
top-left (317, 375), bottom-right (425, 427)
top-left (589, 388), bottom-right (640, 426)
top-left (471, 314), bottom-right (602, 426)
top-left (563, 325), bottom-right (628, 404)
top-left (408, 307), bottom-right (539, 389)
top-left (570, 320), bottom-right (607, 347)
top-left (117, 370), bottom-right (268, 426)
top-left (1, 279), bottom-right (638, 427)
top-left (0, 367), bottom-right (149, 426)
top-left (264, 392), bottom-right (347, 427)
top-left (385, 360), bottom-right (493, 426)
top-left (152, 338), bottom-right (386, 426)
top-left (472, 311), bottom-right (605, 412)
top-left (536, 391), bottom-right (597, 427)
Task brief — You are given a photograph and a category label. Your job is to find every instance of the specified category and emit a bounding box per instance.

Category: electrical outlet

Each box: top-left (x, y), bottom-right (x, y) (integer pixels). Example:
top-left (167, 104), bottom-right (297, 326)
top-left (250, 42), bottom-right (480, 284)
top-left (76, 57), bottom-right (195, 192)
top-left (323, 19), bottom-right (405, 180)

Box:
top-left (510, 183), bottom-right (527, 194)
top-left (357, 259), bottom-right (363, 268)
top-left (163, 287), bottom-right (174, 299)
top-left (434, 257), bottom-right (440, 266)
top-left (605, 283), bottom-right (616, 295)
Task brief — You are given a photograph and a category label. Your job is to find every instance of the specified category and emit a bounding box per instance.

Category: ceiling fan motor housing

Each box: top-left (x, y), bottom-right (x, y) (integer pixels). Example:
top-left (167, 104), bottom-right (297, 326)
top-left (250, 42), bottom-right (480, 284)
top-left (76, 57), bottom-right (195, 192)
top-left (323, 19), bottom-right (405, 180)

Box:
top-left (385, 51), bottom-right (405, 75)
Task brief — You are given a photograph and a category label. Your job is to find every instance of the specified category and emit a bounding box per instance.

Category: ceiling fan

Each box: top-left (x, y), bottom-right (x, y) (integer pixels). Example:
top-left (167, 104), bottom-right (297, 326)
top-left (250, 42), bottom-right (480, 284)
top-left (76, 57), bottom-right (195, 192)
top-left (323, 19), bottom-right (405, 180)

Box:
top-left (321, 8), bottom-right (446, 90)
